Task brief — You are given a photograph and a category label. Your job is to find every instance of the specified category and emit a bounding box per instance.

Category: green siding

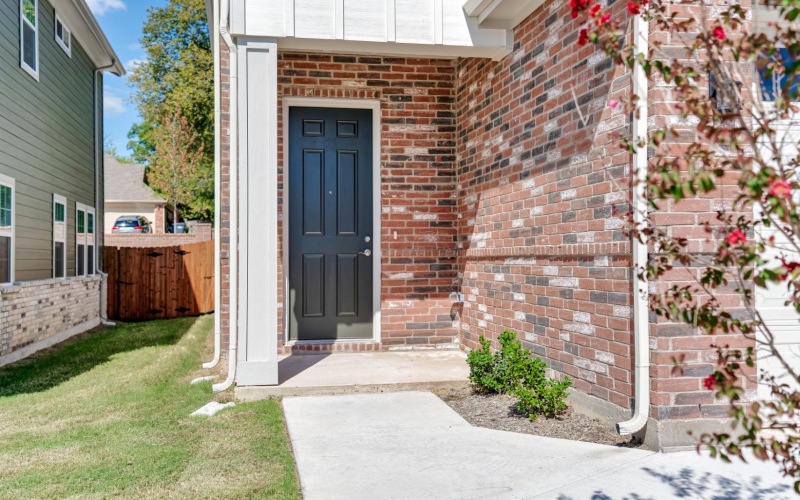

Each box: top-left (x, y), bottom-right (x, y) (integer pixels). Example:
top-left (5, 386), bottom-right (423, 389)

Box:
top-left (0, 0), bottom-right (98, 281)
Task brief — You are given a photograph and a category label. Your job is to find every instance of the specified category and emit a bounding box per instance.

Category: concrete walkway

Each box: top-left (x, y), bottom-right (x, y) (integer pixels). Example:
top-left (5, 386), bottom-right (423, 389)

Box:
top-left (237, 351), bottom-right (469, 400)
top-left (283, 391), bottom-right (794, 499)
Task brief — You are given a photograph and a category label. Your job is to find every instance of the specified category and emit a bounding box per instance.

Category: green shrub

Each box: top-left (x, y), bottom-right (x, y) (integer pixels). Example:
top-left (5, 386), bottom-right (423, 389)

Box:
top-left (466, 330), bottom-right (571, 419)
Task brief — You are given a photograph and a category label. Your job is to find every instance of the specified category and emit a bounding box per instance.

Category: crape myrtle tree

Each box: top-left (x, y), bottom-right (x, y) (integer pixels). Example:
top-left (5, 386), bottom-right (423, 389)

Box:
top-left (128, 0), bottom-right (213, 220)
top-left (568, 0), bottom-right (799, 489)
top-left (147, 106), bottom-right (206, 229)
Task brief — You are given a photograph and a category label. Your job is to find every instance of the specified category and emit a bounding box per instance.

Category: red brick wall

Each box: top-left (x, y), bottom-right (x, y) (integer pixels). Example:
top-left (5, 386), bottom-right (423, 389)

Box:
top-left (104, 225), bottom-right (213, 248)
top-left (153, 205), bottom-right (166, 234)
top-left (646, 0), bottom-right (757, 421)
top-left (277, 53), bottom-right (460, 349)
top-left (219, 34), bottom-right (231, 351)
top-left (455, 1), bottom-right (636, 409)
top-left (215, 3), bottom-right (752, 423)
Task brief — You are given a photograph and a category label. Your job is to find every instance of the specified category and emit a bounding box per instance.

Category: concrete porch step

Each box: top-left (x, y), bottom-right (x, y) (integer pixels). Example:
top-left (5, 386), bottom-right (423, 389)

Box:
top-left (235, 350), bottom-right (469, 401)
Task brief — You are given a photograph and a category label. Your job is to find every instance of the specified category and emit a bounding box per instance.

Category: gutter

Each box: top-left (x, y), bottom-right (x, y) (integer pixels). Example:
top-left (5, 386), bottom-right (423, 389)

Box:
top-left (616, 13), bottom-right (650, 435)
top-left (213, 0), bottom-right (239, 393)
top-left (203, 0), bottom-right (222, 370)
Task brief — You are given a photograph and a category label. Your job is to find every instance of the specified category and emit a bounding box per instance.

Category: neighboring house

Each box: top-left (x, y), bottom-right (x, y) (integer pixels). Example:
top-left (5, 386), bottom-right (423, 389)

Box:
top-left (205, 0), bottom-right (794, 449)
top-left (0, 0), bottom-right (124, 366)
top-left (104, 155), bottom-right (167, 235)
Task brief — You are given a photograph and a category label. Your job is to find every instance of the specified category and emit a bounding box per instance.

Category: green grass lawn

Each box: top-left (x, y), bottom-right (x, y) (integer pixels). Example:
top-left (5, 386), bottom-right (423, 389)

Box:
top-left (0, 316), bottom-right (300, 499)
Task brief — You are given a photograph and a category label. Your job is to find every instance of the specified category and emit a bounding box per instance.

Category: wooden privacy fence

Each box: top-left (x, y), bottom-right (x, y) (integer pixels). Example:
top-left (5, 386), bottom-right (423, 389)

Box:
top-left (103, 240), bottom-right (214, 321)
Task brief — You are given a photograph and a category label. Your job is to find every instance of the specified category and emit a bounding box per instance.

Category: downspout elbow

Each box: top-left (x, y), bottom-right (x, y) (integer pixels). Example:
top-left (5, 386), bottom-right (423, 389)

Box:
top-left (616, 402), bottom-right (649, 435)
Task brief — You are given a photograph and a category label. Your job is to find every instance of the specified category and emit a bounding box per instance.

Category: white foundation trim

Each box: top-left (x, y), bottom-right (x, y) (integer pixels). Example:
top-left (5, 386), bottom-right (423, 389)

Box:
top-left (281, 97), bottom-right (383, 345)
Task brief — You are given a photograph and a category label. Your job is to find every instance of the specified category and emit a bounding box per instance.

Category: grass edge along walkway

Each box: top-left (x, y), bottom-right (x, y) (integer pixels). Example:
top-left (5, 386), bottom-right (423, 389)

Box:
top-left (0, 316), bottom-right (300, 499)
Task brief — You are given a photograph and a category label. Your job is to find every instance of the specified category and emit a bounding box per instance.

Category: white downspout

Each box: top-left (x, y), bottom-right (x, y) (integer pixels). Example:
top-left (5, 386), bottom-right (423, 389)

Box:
top-left (94, 60), bottom-right (118, 325)
top-left (213, 0), bottom-right (238, 393)
top-left (203, 0), bottom-right (222, 370)
top-left (617, 13), bottom-right (650, 435)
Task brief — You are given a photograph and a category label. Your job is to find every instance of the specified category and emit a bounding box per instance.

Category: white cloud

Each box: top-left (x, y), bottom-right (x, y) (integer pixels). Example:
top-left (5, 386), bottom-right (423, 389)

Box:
top-left (87, 0), bottom-right (126, 16)
top-left (125, 59), bottom-right (144, 72)
top-left (104, 94), bottom-right (126, 115)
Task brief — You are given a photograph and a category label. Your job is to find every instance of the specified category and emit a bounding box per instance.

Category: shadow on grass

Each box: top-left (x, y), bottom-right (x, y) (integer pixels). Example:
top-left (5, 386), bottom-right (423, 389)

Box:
top-left (0, 317), bottom-right (198, 398)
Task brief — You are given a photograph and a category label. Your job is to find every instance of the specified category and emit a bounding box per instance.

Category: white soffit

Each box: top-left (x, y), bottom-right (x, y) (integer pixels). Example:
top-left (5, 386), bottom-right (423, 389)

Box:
top-left (276, 37), bottom-right (512, 61)
top-left (464, 0), bottom-right (548, 29)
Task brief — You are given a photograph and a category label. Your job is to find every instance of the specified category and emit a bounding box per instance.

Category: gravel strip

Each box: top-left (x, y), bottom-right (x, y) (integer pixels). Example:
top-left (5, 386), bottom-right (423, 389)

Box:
top-left (434, 385), bottom-right (641, 448)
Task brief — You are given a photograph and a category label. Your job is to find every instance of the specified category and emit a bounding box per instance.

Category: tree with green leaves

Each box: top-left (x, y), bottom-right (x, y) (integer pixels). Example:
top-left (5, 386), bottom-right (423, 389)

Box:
top-left (127, 0), bottom-right (213, 220)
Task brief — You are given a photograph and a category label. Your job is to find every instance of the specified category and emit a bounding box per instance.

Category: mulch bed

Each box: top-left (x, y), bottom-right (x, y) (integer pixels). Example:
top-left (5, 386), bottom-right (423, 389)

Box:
top-left (434, 384), bottom-right (642, 448)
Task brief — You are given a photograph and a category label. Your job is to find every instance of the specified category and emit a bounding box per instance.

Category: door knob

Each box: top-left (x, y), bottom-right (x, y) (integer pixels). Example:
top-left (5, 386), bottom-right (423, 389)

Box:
top-left (359, 249), bottom-right (372, 257)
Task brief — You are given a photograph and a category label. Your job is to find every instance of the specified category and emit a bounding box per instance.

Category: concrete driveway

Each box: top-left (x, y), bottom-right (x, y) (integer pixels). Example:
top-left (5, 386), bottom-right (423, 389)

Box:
top-left (283, 391), bottom-right (794, 499)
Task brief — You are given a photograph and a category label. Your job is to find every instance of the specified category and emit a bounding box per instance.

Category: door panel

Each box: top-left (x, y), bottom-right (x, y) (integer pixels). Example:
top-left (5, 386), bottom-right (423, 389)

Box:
top-left (337, 151), bottom-right (359, 235)
top-left (302, 254), bottom-right (325, 318)
top-left (337, 254), bottom-right (359, 317)
top-left (289, 107), bottom-right (373, 341)
top-left (302, 150), bottom-right (325, 235)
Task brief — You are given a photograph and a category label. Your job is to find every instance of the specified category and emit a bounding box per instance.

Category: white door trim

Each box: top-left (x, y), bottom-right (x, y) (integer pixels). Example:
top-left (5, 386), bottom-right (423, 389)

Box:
top-left (282, 97), bottom-right (382, 344)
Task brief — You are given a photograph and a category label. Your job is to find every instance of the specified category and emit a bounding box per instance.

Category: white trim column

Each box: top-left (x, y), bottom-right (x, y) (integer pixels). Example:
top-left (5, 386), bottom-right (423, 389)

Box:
top-left (236, 37), bottom-right (279, 385)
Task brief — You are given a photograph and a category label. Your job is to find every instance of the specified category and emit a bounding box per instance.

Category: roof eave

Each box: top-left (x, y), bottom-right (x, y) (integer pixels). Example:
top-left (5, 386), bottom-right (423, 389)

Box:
top-left (52, 0), bottom-right (126, 75)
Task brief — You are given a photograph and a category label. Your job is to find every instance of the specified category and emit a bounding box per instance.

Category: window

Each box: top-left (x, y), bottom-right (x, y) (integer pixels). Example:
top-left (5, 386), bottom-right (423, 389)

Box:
top-left (53, 194), bottom-right (66, 278)
top-left (76, 203), bottom-right (95, 276)
top-left (20, 0), bottom-right (38, 79)
top-left (54, 13), bottom-right (70, 56)
top-left (754, 4), bottom-right (800, 103)
top-left (758, 48), bottom-right (800, 102)
top-left (87, 208), bottom-right (95, 275)
top-left (76, 204), bottom-right (85, 276)
top-left (0, 175), bottom-right (14, 285)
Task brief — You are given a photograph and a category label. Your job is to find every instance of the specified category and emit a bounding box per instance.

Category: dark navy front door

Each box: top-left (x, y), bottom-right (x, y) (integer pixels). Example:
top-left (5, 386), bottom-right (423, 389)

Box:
top-left (288, 107), bottom-right (373, 341)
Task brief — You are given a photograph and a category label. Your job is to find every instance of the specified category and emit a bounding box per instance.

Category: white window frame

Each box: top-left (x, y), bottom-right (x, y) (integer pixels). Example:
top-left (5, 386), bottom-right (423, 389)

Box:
top-left (86, 207), bottom-right (95, 275)
top-left (19, 0), bottom-right (39, 80)
top-left (53, 194), bottom-right (66, 278)
top-left (54, 12), bottom-right (71, 57)
top-left (0, 174), bottom-right (15, 285)
top-left (76, 203), bottom-right (86, 276)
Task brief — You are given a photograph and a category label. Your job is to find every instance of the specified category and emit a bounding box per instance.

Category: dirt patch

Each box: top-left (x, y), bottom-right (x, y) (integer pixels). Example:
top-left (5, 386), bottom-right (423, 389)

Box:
top-left (433, 384), bottom-right (641, 448)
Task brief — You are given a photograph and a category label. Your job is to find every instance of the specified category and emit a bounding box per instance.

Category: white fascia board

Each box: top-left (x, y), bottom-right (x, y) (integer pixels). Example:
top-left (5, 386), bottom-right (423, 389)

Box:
top-left (466, 0), bottom-right (548, 29)
top-left (463, 0), bottom-right (497, 16)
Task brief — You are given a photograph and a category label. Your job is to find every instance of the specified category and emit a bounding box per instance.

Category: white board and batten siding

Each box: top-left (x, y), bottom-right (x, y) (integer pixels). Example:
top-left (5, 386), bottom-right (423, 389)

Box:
top-left (755, 118), bottom-right (800, 399)
top-left (231, 0), bottom-right (512, 59)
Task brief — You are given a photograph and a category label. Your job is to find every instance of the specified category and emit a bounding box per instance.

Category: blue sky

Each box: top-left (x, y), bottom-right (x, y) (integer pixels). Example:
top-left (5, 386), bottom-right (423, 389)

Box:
top-left (87, 0), bottom-right (167, 156)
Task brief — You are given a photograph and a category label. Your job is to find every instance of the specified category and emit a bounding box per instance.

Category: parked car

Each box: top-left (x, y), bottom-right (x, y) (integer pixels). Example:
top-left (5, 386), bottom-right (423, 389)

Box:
top-left (167, 222), bottom-right (187, 234)
top-left (112, 215), bottom-right (152, 234)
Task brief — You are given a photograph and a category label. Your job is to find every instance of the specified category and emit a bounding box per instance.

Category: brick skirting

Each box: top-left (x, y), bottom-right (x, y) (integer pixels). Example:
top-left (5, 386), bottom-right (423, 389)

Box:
top-left (0, 275), bottom-right (104, 366)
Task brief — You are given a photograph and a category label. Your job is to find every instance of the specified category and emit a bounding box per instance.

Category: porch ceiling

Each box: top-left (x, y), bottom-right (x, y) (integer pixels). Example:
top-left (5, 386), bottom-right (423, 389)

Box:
top-left (275, 37), bottom-right (510, 61)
